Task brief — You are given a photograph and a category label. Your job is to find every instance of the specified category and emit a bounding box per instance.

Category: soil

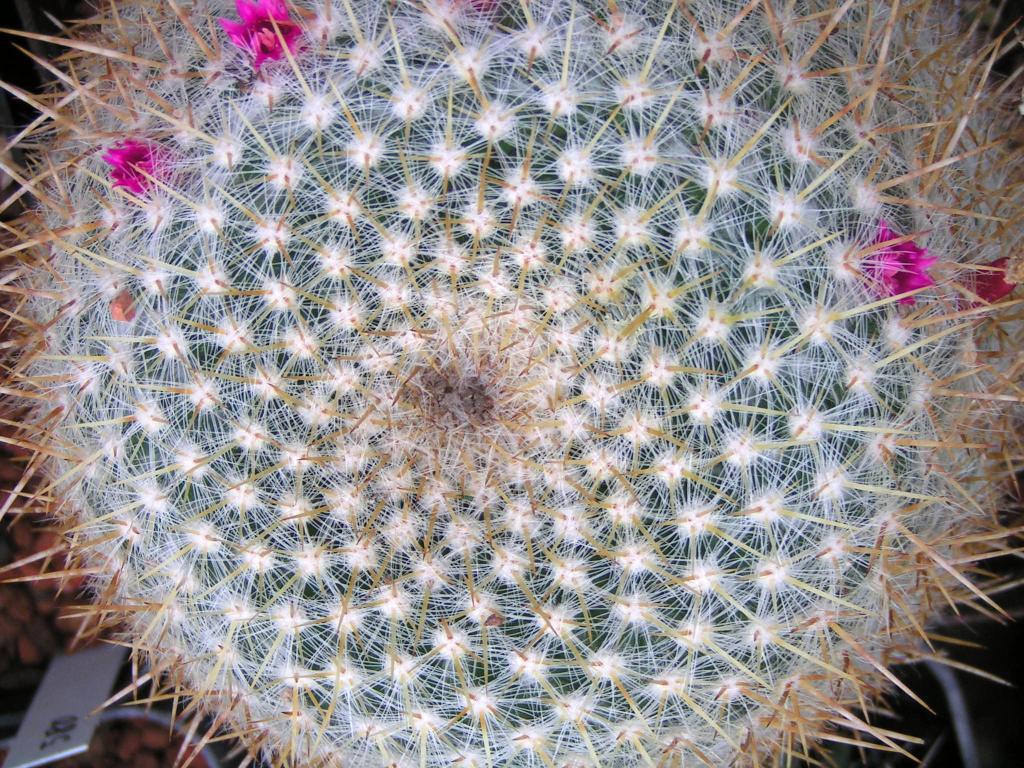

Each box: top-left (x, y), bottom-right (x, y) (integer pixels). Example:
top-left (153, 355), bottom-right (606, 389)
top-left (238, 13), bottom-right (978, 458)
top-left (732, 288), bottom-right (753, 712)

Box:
top-left (0, 715), bottom-right (213, 768)
top-left (0, 446), bottom-right (99, 717)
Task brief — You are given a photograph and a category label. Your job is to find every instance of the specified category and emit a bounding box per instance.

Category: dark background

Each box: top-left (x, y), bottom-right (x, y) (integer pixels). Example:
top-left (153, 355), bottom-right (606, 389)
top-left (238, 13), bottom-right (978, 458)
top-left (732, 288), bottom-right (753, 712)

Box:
top-left (0, 2), bottom-right (1022, 767)
top-left (0, 2), bottom-right (84, 150)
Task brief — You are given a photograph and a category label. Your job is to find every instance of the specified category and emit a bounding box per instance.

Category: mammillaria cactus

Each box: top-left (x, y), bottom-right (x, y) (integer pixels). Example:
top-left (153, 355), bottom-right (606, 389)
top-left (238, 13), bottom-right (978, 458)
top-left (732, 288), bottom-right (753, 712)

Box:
top-left (2, 0), bottom-right (1022, 765)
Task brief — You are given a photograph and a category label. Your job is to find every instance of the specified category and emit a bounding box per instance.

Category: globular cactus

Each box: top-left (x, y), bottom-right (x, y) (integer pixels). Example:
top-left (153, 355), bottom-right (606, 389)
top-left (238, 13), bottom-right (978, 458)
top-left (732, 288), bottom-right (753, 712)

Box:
top-left (2, 0), bottom-right (1023, 766)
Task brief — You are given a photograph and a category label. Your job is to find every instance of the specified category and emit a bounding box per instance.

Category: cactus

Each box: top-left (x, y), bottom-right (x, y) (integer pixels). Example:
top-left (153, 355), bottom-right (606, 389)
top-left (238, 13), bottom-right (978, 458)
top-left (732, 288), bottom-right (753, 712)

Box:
top-left (2, 0), bottom-right (1022, 766)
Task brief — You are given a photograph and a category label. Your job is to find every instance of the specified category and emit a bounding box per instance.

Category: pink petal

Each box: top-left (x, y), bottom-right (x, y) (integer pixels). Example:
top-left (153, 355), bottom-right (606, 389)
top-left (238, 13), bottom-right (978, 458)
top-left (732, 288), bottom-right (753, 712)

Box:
top-left (973, 258), bottom-right (1015, 304)
top-left (103, 140), bottom-right (163, 196)
top-left (864, 220), bottom-right (936, 305)
top-left (263, 0), bottom-right (292, 22)
top-left (218, 18), bottom-right (249, 47)
top-left (235, 0), bottom-right (263, 25)
top-left (220, 0), bottom-right (301, 71)
top-left (875, 220), bottom-right (897, 244)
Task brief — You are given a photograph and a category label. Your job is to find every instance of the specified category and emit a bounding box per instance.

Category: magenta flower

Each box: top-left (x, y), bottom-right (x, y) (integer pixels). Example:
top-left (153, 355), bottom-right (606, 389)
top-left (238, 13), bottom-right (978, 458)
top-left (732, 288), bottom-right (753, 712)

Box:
top-left (971, 257), bottom-right (1016, 304)
top-left (219, 0), bottom-right (301, 71)
top-left (863, 220), bottom-right (936, 305)
top-left (102, 140), bottom-right (162, 196)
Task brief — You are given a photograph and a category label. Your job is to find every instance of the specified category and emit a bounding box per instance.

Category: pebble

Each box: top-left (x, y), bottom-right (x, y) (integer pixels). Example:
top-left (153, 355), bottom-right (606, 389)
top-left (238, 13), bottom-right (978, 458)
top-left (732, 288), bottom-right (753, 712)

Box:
top-left (30, 617), bottom-right (58, 652)
top-left (1, 510), bottom-right (96, 695)
top-left (54, 609), bottom-right (83, 637)
top-left (142, 726), bottom-right (169, 750)
top-left (0, 614), bottom-right (18, 643)
top-left (17, 634), bottom-right (43, 665)
top-left (5, 588), bottom-right (33, 623)
top-left (42, 717), bottom-right (212, 768)
top-left (11, 521), bottom-right (35, 550)
top-left (0, 665), bottom-right (41, 690)
top-left (116, 730), bottom-right (142, 762)
top-left (34, 595), bottom-right (55, 615)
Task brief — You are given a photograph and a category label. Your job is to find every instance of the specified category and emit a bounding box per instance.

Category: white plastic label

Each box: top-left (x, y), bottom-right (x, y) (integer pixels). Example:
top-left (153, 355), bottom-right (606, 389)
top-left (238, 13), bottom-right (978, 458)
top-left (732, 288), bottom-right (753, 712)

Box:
top-left (3, 644), bottom-right (125, 768)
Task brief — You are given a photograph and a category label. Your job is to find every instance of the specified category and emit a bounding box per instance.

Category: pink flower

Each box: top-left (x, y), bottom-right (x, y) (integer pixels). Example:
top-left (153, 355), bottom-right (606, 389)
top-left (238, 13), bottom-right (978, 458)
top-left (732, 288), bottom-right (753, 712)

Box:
top-left (219, 0), bottom-right (301, 71)
top-left (970, 257), bottom-right (1015, 304)
top-left (102, 140), bottom-right (162, 196)
top-left (863, 220), bottom-right (937, 305)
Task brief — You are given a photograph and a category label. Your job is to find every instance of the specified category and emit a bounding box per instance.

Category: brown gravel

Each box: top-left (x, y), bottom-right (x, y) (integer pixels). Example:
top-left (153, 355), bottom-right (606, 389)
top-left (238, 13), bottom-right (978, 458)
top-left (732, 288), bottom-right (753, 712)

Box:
top-left (0, 714), bottom-right (215, 768)
top-left (0, 443), bottom-right (101, 702)
top-left (0, 442), bottom-right (229, 766)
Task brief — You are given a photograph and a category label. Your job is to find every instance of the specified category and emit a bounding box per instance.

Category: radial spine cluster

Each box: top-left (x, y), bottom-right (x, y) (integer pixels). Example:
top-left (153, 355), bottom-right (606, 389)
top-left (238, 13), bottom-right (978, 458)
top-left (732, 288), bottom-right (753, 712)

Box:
top-left (7, 0), bottom-right (1024, 766)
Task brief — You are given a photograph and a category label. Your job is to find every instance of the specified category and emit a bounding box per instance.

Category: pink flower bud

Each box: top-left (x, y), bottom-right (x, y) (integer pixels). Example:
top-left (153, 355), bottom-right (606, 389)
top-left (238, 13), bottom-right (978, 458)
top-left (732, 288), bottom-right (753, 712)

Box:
top-left (219, 0), bottom-right (302, 71)
top-left (863, 220), bottom-right (936, 305)
top-left (970, 257), bottom-right (1015, 305)
top-left (102, 140), bottom-right (163, 196)
top-left (110, 289), bottom-right (136, 322)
